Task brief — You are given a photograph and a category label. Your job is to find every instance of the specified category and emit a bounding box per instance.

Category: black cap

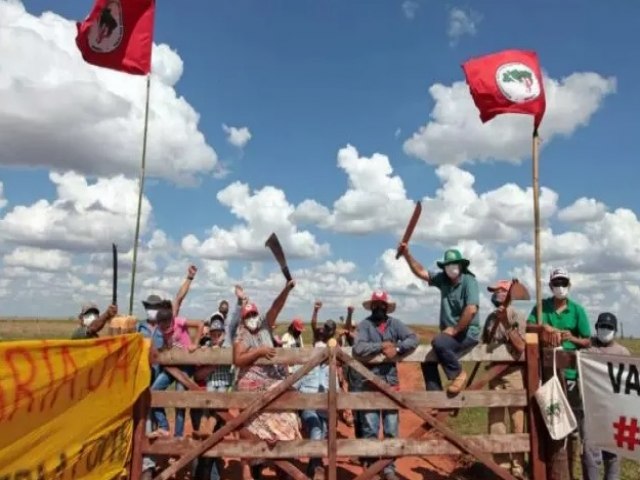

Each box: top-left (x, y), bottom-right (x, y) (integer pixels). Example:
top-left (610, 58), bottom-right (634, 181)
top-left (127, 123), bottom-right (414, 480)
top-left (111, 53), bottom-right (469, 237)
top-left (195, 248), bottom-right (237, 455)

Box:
top-left (323, 319), bottom-right (337, 336)
top-left (596, 312), bottom-right (617, 330)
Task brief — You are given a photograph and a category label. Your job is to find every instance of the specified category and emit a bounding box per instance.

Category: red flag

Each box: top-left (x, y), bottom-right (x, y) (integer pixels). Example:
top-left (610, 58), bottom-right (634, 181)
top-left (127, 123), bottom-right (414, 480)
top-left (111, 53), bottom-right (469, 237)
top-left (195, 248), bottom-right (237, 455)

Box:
top-left (462, 49), bottom-right (546, 129)
top-left (76, 0), bottom-right (155, 75)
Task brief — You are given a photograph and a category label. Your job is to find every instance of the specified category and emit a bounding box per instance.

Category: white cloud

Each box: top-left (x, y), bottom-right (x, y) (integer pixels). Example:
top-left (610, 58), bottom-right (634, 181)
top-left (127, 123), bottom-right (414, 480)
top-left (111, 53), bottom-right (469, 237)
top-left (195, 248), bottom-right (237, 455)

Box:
top-left (222, 124), bottom-right (252, 149)
top-left (401, 1), bottom-right (419, 20)
top-left (182, 181), bottom-right (330, 261)
top-left (558, 197), bottom-right (607, 223)
top-left (0, 171), bottom-right (151, 252)
top-left (447, 8), bottom-right (481, 46)
top-left (4, 246), bottom-right (72, 272)
top-left (0, 1), bottom-right (217, 184)
top-left (403, 73), bottom-right (616, 166)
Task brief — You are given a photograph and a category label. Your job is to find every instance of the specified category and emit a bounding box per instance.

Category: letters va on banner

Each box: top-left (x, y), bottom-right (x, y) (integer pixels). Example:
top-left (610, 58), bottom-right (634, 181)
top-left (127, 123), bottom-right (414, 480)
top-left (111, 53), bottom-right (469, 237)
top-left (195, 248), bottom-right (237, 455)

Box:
top-left (0, 334), bottom-right (150, 479)
top-left (578, 352), bottom-right (640, 461)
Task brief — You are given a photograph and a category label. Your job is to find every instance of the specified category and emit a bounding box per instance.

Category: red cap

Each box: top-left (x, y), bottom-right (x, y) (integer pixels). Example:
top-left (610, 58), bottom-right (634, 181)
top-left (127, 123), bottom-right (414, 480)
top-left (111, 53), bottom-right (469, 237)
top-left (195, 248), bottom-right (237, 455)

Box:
top-left (291, 318), bottom-right (304, 333)
top-left (362, 290), bottom-right (396, 314)
top-left (487, 280), bottom-right (512, 292)
top-left (241, 303), bottom-right (259, 319)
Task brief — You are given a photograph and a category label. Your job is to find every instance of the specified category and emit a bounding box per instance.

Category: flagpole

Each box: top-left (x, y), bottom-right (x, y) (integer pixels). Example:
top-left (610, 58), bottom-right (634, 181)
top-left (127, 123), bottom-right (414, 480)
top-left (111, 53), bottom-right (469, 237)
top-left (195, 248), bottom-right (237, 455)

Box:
top-left (532, 128), bottom-right (542, 324)
top-left (128, 74), bottom-right (151, 315)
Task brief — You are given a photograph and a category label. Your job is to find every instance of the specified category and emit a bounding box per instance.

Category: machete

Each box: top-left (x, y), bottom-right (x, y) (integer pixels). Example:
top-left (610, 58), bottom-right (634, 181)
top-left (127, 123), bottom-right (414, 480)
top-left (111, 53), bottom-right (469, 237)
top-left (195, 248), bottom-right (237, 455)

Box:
top-left (112, 243), bottom-right (118, 305)
top-left (265, 233), bottom-right (292, 282)
top-left (396, 201), bottom-right (422, 259)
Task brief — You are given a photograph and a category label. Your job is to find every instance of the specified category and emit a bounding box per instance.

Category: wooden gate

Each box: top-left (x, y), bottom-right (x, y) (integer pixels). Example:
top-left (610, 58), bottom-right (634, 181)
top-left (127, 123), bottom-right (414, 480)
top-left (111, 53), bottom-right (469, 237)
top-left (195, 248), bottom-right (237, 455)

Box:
top-left (131, 334), bottom-right (547, 480)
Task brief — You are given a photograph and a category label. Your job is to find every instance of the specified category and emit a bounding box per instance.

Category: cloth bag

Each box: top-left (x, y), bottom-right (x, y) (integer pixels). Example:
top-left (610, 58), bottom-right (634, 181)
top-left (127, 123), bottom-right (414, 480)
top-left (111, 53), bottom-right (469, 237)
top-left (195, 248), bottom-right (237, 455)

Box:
top-left (534, 347), bottom-right (578, 440)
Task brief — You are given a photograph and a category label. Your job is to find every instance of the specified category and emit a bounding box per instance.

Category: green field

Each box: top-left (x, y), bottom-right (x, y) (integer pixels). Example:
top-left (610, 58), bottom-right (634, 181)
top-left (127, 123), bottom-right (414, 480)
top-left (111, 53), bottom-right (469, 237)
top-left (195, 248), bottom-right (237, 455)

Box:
top-left (2, 318), bottom-right (639, 478)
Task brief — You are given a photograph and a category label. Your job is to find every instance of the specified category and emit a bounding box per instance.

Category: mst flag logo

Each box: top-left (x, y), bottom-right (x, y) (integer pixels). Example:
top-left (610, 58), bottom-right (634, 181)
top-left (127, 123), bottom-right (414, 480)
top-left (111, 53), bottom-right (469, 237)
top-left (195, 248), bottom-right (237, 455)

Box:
top-left (88, 0), bottom-right (123, 53)
top-left (496, 62), bottom-right (542, 104)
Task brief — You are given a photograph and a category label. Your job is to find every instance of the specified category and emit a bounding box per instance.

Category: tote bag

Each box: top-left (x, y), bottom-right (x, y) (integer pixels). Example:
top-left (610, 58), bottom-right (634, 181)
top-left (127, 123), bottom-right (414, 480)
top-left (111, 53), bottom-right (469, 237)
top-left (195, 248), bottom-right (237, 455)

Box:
top-left (534, 347), bottom-right (578, 440)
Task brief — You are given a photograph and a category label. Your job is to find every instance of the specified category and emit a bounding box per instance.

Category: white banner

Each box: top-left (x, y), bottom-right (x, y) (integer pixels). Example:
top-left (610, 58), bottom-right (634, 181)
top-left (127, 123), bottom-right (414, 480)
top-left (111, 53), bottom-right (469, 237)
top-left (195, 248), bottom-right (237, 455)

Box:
top-left (578, 351), bottom-right (640, 461)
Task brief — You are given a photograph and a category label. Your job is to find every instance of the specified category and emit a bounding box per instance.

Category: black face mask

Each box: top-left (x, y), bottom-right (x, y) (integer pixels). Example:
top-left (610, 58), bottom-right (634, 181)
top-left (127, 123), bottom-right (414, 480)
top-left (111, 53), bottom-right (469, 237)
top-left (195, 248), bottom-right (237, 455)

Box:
top-left (491, 293), bottom-right (502, 308)
top-left (370, 307), bottom-right (387, 324)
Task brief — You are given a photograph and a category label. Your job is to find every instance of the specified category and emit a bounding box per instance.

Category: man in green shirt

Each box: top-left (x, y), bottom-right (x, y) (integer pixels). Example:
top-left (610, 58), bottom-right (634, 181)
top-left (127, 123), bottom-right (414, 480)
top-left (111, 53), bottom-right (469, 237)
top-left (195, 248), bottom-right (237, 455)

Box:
top-left (71, 302), bottom-right (117, 339)
top-left (400, 246), bottom-right (480, 395)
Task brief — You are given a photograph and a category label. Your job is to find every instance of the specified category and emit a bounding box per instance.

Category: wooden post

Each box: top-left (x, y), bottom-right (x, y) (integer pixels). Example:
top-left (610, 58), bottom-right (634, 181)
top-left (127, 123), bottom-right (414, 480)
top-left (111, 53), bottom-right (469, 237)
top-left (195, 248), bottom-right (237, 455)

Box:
top-left (130, 389), bottom-right (150, 480)
top-left (328, 346), bottom-right (338, 480)
top-left (532, 129), bottom-right (543, 325)
top-left (524, 334), bottom-right (546, 480)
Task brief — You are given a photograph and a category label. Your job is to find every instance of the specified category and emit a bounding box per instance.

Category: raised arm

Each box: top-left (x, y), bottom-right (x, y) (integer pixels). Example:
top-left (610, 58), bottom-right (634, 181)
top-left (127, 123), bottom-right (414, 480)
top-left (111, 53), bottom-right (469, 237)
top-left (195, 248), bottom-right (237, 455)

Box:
top-left (311, 300), bottom-right (322, 342)
top-left (399, 243), bottom-right (430, 282)
top-left (185, 320), bottom-right (205, 351)
top-left (345, 306), bottom-right (354, 330)
top-left (173, 265), bottom-right (197, 317)
top-left (87, 304), bottom-right (117, 336)
top-left (265, 280), bottom-right (296, 329)
top-left (225, 285), bottom-right (246, 347)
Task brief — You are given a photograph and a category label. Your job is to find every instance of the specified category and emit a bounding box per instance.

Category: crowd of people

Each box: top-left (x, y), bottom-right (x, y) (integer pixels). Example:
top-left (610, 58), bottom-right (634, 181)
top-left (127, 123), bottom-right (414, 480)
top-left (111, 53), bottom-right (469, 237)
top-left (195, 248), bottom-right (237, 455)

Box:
top-left (71, 246), bottom-right (629, 480)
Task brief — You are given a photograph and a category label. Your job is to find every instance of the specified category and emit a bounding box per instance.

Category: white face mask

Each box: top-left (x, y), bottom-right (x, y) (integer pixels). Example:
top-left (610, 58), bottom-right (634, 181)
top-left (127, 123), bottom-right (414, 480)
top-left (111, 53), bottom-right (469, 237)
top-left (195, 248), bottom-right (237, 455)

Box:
top-left (552, 286), bottom-right (569, 300)
top-left (596, 328), bottom-right (615, 344)
top-left (244, 315), bottom-right (260, 331)
top-left (146, 309), bottom-right (158, 322)
top-left (82, 313), bottom-right (98, 327)
top-left (445, 264), bottom-right (460, 279)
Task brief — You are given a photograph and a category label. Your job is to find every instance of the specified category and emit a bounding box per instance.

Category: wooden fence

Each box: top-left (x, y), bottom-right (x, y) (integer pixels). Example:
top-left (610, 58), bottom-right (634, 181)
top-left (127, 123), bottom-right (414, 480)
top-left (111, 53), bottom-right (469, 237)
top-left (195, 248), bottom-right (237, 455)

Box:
top-left (130, 334), bottom-right (548, 480)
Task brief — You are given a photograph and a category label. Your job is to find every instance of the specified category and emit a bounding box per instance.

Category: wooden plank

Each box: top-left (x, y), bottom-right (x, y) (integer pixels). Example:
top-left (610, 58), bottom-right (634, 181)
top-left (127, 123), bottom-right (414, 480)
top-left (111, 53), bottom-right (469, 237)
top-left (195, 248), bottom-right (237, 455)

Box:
top-left (542, 347), bottom-right (576, 370)
top-left (143, 435), bottom-right (531, 458)
top-left (337, 350), bottom-right (518, 480)
top-left (327, 347), bottom-right (338, 480)
top-left (525, 333), bottom-right (547, 480)
top-left (155, 344), bottom-right (523, 366)
top-left (151, 389), bottom-right (528, 410)
top-left (129, 389), bottom-right (150, 480)
top-left (152, 348), bottom-right (328, 480)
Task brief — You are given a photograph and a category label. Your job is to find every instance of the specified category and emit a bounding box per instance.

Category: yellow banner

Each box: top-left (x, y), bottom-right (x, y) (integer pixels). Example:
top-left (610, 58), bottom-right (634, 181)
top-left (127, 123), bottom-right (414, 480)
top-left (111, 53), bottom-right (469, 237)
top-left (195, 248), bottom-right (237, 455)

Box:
top-left (0, 334), bottom-right (150, 479)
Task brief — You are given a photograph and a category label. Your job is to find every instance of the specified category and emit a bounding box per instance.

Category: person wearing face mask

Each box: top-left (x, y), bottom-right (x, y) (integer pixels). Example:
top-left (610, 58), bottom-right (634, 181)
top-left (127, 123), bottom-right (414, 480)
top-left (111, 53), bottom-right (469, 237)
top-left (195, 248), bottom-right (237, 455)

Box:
top-left (482, 280), bottom-right (527, 478)
top-left (581, 312), bottom-right (629, 480)
top-left (399, 245), bottom-right (480, 395)
top-left (353, 291), bottom-right (418, 480)
top-left (71, 302), bottom-right (117, 339)
top-left (233, 280), bottom-right (301, 480)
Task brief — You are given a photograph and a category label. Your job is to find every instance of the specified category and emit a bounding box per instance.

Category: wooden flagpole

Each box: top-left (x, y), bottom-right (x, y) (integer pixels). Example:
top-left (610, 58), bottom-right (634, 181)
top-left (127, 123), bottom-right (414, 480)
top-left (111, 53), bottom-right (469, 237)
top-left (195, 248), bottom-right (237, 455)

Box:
top-left (128, 74), bottom-right (152, 315)
top-left (532, 128), bottom-right (542, 324)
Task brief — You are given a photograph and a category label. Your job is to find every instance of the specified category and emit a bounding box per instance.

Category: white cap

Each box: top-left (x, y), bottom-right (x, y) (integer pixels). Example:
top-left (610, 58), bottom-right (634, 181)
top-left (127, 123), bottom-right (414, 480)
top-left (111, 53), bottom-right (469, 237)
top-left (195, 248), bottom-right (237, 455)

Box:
top-left (550, 267), bottom-right (570, 281)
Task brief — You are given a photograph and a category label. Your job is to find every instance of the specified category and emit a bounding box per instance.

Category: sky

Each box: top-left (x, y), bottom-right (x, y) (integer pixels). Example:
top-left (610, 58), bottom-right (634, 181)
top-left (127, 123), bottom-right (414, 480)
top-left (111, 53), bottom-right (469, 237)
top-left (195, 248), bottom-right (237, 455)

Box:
top-left (1, 0), bottom-right (640, 335)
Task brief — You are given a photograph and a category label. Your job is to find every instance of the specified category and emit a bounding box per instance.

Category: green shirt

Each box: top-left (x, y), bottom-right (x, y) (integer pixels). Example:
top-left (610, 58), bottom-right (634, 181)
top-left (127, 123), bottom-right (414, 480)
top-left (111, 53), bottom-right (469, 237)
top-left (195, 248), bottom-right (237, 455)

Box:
top-left (429, 271), bottom-right (480, 340)
top-left (527, 297), bottom-right (591, 379)
top-left (71, 326), bottom-right (99, 340)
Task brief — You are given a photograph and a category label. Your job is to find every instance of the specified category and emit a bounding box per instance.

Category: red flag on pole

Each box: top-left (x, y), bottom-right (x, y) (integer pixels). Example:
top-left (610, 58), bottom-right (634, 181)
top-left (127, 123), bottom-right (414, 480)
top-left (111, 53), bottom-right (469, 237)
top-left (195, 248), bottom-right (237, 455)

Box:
top-left (76, 0), bottom-right (155, 75)
top-left (462, 49), bottom-right (546, 129)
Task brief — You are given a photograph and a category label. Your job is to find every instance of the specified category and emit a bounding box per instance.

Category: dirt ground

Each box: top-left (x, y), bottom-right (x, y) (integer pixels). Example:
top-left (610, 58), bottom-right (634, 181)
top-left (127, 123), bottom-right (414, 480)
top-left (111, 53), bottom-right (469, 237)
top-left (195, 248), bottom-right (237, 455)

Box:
top-left (157, 362), bottom-right (466, 480)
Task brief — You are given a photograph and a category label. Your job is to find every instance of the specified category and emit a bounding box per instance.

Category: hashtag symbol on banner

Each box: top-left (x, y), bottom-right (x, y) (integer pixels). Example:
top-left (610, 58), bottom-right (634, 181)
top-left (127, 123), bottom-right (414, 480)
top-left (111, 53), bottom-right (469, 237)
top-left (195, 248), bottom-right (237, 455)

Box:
top-left (613, 416), bottom-right (640, 451)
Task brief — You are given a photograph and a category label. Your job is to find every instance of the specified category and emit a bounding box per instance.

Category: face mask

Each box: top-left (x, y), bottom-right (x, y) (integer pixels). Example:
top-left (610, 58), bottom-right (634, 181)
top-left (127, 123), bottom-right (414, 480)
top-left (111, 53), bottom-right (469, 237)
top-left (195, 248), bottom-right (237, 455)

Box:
top-left (146, 309), bottom-right (158, 321)
top-left (490, 293), bottom-right (502, 308)
top-left (596, 328), bottom-right (615, 344)
top-left (82, 313), bottom-right (98, 327)
top-left (552, 286), bottom-right (569, 300)
top-left (245, 315), bottom-right (260, 331)
top-left (370, 307), bottom-right (386, 324)
top-left (445, 265), bottom-right (460, 280)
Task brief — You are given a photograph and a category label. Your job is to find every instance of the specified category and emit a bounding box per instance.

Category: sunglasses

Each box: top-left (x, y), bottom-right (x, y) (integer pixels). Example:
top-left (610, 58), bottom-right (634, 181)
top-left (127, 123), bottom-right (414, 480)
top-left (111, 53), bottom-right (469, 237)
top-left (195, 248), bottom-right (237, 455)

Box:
top-left (550, 279), bottom-right (569, 288)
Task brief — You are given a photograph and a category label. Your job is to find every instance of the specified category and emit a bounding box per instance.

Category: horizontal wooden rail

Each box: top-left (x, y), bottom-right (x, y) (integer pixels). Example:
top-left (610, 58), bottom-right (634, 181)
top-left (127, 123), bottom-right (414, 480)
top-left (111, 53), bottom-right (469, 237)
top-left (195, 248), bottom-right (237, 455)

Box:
top-left (155, 344), bottom-right (522, 365)
top-left (151, 389), bottom-right (528, 410)
top-left (143, 434), bottom-right (531, 458)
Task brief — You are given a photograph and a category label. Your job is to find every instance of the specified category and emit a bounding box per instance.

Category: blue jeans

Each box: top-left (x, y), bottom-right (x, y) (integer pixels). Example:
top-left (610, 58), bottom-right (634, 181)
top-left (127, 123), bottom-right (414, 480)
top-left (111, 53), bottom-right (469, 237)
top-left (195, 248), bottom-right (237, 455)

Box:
top-left (151, 369), bottom-right (198, 436)
top-left (360, 409), bottom-right (398, 475)
top-left (582, 447), bottom-right (620, 480)
top-left (194, 385), bottom-right (228, 480)
top-left (301, 409), bottom-right (327, 473)
top-left (421, 332), bottom-right (478, 391)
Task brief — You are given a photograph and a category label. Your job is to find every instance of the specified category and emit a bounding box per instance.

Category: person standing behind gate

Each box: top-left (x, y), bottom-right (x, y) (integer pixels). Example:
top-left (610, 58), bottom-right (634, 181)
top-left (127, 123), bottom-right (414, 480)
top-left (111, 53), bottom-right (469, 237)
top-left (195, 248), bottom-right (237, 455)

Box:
top-left (582, 312), bottom-right (628, 480)
top-left (399, 245), bottom-right (480, 394)
top-left (353, 291), bottom-right (418, 480)
top-left (482, 280), bottom-right (527, 478)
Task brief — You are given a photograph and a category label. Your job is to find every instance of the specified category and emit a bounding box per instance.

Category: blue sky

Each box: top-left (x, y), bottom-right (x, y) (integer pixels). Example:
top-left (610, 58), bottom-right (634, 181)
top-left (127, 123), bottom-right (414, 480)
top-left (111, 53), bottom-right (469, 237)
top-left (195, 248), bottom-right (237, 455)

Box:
top-left (2, 0), bottom-right (640, 332)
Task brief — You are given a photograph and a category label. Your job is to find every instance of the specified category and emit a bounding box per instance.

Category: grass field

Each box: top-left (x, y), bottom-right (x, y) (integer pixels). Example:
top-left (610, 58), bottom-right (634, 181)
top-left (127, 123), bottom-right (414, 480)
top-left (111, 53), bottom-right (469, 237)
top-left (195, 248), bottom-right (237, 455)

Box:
top-left (2, 318), bottom-right (639, 479)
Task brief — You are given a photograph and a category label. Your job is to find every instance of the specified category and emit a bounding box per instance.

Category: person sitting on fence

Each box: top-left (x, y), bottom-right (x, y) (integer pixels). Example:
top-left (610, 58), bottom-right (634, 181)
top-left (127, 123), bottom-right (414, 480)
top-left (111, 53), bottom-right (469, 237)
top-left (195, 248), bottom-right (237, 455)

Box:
top-left (582, 312), bottom-right (629, 480)
top-left (149, 305), bottom-right (204, 438)
top-left (399, 245), bottom-right (480, 394)
top-left (526, 267), bottom-right (591, 468)
top-left (353, 291), bottom-right (418, 480)
top-left (71, 302), bottom-right (117, 339)
top-left (233, 280), bottom-right (301, 480)
top-left (482, 280), bottom-right (527, 478)
top-left (337, 306), bottom-right (357, 430)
